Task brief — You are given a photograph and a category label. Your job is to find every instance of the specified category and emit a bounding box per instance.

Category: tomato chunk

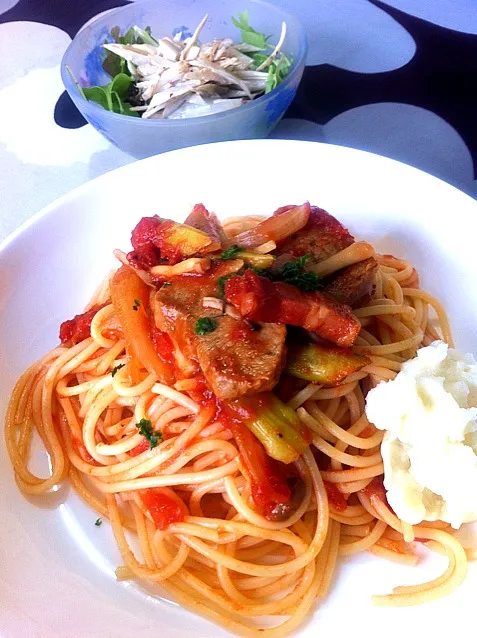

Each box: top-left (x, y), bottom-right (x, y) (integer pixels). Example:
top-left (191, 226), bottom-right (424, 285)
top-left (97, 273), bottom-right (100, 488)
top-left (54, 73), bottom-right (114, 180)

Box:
top-left (324, 481), bottom-right (347, 512)
top-left (59, 303), bottom-right (107, 345)
top-left (150, 320), bottom-right (175, 366)
top-left (128, 216), bottom-right (163, 270)
top-left (141, 487), bottom-right (186, 530)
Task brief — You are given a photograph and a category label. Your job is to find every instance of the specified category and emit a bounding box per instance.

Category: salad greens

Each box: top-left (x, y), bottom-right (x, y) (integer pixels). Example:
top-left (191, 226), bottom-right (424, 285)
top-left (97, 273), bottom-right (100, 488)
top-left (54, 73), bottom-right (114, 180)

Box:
top-left (74, 11), bottom-right (293, 118)
top-left (232, 11), bottom-right (292, 95)
top-left (102, 25), bottom-right (157, 77)
top-left (82, 73), bottom-right (138, 117)
top-left (231, 11), bottom-right (269, 49)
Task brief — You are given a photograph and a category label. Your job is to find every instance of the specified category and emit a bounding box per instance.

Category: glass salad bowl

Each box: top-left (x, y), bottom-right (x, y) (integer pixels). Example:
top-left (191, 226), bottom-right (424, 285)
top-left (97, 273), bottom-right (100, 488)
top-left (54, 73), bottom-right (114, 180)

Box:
top-left (61, 0), bottom-right (307, 159)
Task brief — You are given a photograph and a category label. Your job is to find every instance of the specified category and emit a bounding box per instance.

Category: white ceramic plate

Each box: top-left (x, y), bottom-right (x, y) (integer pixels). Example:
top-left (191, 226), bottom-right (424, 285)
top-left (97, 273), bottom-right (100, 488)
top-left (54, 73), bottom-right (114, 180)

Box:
top-left (1, 140), bottom-right (477, 638)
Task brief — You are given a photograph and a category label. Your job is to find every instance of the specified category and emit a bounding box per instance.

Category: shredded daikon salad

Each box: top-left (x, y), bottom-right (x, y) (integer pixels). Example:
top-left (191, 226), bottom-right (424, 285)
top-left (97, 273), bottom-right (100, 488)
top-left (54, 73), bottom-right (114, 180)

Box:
top-left (71, 11), bottom-right (292, 120)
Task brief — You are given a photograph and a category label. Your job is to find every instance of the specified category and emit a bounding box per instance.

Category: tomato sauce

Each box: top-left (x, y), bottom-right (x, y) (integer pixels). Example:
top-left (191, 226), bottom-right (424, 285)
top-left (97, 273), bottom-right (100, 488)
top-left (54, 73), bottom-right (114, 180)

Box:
top-left (363, 476), bottom-right (387, 503)
top-left (141, 487), bottom-right (186, 530)
top-left (72, 437), bottom-right (100, 466)
top-left (149, 321), bottom-right (175, 366)
top-left (324, 481), bottom-right (347, 512)
top-left (129, 439), bottom-right (150, 457)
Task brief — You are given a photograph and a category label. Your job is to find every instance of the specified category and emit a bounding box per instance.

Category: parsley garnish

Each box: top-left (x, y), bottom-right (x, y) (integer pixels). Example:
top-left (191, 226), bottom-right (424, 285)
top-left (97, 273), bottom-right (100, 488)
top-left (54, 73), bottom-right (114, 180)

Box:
top-left (250, 255), bottom-right (322, 292)
top-left (95, 518), bottom-right (102, 527)
top-left (279, 255), bottom-right (323, 292)
top-left (282, 270), bottom-right (322, 292)
top-left (111, 363), bottom-right (125, 377)
top-left (161, 281), bottom-right (172, 288)
top-left (280, 254), bottom-right (310, 275)
top-left (195, 317), bottom-right (218, 335)
top-left (136, 418), bottom-right (162, 449)
top-left (219, 245), bottom-right (242, 260)
top-left (132, 298), bottom-right (141, 311)
top-left (279, 255), bottom-right (322, 292)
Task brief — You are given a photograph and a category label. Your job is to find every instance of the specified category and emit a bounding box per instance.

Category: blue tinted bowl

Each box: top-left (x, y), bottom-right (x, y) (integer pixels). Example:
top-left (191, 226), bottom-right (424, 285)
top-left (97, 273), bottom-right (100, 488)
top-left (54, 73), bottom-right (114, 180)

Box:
top-left (61, 0), bottom-right (307, 159)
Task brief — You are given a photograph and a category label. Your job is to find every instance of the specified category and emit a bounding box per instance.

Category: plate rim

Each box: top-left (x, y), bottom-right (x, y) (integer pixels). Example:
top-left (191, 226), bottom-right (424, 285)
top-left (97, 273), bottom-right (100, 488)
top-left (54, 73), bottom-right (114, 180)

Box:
top-left (2, 139), bottom-right (477, 258)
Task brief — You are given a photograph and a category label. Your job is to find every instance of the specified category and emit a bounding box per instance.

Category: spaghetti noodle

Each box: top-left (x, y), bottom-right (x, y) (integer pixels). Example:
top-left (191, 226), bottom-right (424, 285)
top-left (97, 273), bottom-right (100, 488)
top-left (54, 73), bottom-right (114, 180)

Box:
top-left (4, 205), bottom-right (473, 636)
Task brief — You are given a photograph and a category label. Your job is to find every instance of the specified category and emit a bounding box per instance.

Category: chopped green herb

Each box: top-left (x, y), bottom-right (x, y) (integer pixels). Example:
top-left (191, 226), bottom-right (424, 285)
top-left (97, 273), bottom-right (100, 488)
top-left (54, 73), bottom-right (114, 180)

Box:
top-left (161, 281), bottom-right (172, 288)
top-left (281, 254), bottom-right (310, 272)
top-left (132, 298), bottom-right (141, 311)
top-left (136, 418), bottom-right (162, 449)
top-left (111, 363), bottom-right (125, 377)
top-left (195, 317), bottom-right (218, 335)
top-left (219, 245), bottom-right (242, 260)
top-left (279, 255), bottom-right (322, 292)
top-left (249, 255), bottom-right (322, 292)
top-left (95, 518), bottom-right (102, 527)
top-left (281, 270), bottom-right (323, 292)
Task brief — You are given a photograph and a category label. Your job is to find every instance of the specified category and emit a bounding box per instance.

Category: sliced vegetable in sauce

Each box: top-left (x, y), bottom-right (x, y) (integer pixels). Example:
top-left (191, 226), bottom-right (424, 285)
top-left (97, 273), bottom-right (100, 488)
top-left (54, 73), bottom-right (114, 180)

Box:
top-left (110, 266), bottom-right (174, 384)
top-left (222, 408), bottom-right (292, 519)
top-left (286, 343), bottom-right (370, 385)
top-left (226, 393), bottom-right (311, 464)
top-left (234, 203), bottom-right (311, 248)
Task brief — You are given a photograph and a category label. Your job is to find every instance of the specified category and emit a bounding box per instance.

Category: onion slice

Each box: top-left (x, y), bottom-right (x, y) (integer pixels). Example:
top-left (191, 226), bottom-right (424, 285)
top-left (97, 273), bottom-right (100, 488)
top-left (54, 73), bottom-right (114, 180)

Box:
top-left (234, 202), bottom-right (311, 248)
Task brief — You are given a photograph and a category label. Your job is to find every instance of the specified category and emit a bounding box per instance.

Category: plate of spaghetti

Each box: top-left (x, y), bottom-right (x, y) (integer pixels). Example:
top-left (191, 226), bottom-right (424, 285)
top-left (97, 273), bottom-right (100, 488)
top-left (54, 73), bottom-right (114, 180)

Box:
top-left (1, 140), bottom-right (477, 638)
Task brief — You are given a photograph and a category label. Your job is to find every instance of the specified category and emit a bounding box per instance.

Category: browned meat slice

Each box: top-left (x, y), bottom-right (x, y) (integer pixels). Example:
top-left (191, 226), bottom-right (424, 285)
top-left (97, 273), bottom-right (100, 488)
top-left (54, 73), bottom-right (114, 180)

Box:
top-left (276, 206), bottom-right (354, 262)
top-left (196, 318), bottom-right (286, 399)
top-left (323, 257), bottom-right (378, 308)
top-left (151, 260), bottom-right (287, 399)
top-left (275, 205), bottom-right (377, 309)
